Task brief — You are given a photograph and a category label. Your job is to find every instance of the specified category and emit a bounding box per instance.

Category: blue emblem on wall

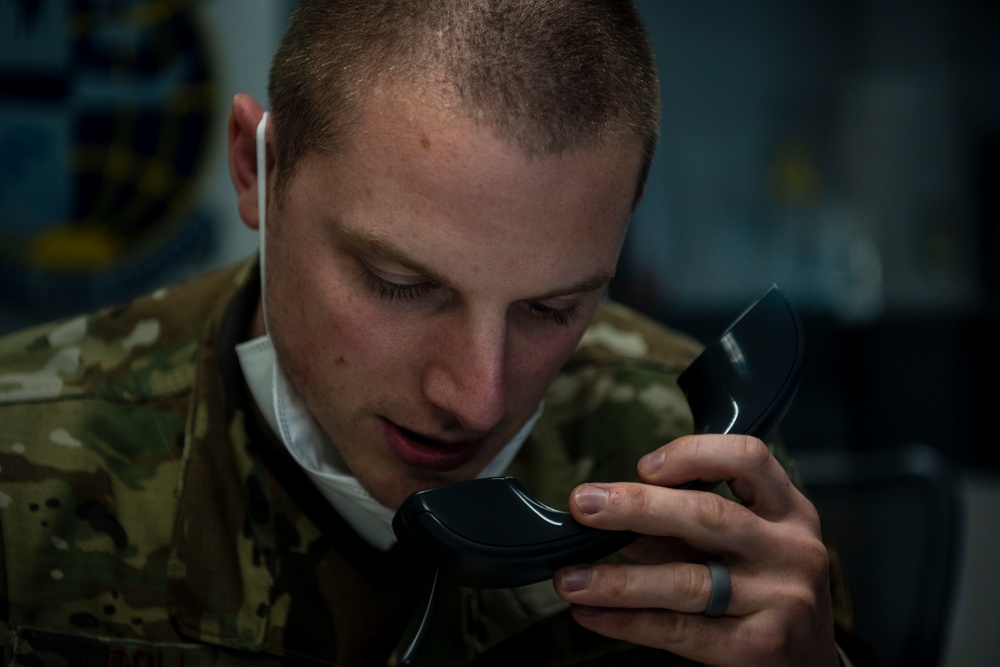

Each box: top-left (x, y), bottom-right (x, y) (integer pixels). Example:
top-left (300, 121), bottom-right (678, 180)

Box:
top-left (0, 0), bottom-right (216, 318)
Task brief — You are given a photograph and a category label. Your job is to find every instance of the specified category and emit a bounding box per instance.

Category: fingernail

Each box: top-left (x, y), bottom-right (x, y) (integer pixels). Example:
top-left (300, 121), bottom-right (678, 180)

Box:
top-left (638, 448), bottom-right (665, 474)
top-left (560, 566), bottom-right (592, 592)
top-left (575, 485), bottom-right (608, 514)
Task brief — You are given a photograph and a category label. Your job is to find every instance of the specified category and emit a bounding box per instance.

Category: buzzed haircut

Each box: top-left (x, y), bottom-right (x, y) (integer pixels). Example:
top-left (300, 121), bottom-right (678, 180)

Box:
top-left (267, 0), bottom-right (660, 205)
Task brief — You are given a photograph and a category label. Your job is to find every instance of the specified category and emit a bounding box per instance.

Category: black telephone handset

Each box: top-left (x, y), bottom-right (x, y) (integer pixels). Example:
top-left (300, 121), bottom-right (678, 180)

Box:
top-left (391, 285), bottom-right (805, 589)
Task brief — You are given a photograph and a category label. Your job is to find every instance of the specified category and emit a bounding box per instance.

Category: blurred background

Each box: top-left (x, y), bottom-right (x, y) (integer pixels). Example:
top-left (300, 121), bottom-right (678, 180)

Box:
top-left (0, 1), bottom-right (996, 664)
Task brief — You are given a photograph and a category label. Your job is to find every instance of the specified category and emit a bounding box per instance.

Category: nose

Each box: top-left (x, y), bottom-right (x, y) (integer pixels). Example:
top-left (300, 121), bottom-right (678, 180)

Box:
top-left (422, 314), bottom-right (507, 432)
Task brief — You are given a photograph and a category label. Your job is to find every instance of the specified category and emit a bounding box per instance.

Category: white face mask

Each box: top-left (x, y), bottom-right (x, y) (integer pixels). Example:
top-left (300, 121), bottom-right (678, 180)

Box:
top-left (235, 113), bottom-right (540, 551)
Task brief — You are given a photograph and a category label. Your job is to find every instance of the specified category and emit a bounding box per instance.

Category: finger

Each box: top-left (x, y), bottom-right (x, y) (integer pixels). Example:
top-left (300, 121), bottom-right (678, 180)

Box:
top-left (566, 604), bottom-right (741, 665)
top-left (570, 481), bottom-right (772, 557)
top-left (555, 560), bottom-right (738, 616)
top-left (637, 434), bottom-right (808, 521)
top-left (569, 600), bottom-right (839, 667)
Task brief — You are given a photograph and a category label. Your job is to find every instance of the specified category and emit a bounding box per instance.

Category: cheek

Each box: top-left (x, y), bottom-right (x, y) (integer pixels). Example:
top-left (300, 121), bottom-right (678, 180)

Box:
top-left (508, 327), bottom-right (585, 389)
top-left (508, 300), bottom-right (603, 390)
top-left (286, 288), bottom-right (419, 389)
top-left (265, 263), bottom-right (368, 382)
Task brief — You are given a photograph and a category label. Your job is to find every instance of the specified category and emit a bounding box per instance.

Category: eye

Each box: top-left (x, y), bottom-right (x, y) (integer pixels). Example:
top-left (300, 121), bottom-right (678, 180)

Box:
top-left (523, 299), bottom-right (582, 327)
top-left (360, 264), bottom-right (436, 302)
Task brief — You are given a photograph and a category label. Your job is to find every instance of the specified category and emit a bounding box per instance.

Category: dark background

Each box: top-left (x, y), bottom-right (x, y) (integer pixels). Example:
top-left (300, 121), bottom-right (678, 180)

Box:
top-left (615, 0), bottom-right (1000, 472)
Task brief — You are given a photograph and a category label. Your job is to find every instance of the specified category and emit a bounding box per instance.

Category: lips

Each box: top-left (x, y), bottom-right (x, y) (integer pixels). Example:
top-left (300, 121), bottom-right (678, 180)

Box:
top-left (380, 418), bottom-right (488, 472)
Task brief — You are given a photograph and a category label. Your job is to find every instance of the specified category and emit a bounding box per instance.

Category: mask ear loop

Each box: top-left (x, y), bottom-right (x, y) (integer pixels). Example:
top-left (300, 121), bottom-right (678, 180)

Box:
top-left (256, 112), bottom-right (271, 332)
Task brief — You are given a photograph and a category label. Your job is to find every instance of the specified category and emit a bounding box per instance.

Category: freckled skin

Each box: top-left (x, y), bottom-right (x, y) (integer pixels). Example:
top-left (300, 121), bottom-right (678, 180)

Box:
top-left (238, 84), bottom-right (643, 509)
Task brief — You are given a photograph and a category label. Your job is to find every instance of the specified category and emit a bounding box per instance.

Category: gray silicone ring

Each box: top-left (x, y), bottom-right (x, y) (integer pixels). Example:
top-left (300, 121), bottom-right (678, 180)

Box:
top-left (703, 561), bottom-right (731, 617)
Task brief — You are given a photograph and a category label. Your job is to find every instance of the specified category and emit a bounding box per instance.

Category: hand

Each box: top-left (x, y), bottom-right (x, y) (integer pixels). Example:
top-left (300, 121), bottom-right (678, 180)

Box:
top-left (552, 434), bottom-right (838, 667)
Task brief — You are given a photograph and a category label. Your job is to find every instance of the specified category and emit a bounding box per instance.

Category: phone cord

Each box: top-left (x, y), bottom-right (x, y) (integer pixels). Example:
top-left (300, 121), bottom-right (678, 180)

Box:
top-left (396, 567), bottom-right (441, 667)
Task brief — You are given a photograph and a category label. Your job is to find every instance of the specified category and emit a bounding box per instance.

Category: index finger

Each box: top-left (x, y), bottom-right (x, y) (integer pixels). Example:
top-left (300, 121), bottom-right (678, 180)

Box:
top-left (569, 481), bottom-right (770, 558)
top-left (637, 434), bottom-right (808, 522)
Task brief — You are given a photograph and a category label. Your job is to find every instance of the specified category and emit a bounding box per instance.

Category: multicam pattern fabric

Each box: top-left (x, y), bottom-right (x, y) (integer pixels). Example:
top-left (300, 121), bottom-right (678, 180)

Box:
top-left (0, 258), bottom-right (849, 666)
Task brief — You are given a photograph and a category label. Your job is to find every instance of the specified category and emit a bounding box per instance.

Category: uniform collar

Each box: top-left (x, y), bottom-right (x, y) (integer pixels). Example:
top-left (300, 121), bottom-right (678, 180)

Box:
top-left (168, 257), bottom-right (277, 653)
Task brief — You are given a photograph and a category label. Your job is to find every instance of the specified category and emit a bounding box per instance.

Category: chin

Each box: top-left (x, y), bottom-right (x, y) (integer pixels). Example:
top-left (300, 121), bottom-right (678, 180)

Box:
top-left (379, 472), bottom-right (465, 512)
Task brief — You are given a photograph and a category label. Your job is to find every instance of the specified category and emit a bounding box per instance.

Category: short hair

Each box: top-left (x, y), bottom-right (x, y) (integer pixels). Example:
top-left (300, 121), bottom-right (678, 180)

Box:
top-left (267, 0), bottom-right (660, 206)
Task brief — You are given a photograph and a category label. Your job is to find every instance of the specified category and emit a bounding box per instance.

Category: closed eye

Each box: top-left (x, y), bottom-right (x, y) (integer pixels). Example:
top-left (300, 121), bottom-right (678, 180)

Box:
top-left (523, 299), bottom-right (582, 326)
top-left (360, 265), bottom-right (437, 302)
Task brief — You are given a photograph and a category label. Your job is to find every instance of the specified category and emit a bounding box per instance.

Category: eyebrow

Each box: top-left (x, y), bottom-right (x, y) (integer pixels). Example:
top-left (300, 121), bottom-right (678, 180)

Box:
top-left (337, 222), bottom-right (615, 299)
top-left (533, 270), bottom-right (615, 300)
top-left (339, 223), bottom-right (456, 288)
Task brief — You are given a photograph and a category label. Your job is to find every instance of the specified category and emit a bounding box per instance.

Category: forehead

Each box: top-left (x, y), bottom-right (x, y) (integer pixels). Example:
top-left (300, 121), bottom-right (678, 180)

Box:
top-left (280, 80), bottom-right (644, 296)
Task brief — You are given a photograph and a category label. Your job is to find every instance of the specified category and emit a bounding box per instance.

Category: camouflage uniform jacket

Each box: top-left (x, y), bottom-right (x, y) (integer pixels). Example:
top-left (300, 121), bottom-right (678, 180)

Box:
top-left (0, 258), bottom-right (844, 666)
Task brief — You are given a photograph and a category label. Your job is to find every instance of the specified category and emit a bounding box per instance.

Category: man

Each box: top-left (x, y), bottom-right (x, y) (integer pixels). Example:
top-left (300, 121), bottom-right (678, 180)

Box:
top-left (0, 1), bottom-right (862, 665)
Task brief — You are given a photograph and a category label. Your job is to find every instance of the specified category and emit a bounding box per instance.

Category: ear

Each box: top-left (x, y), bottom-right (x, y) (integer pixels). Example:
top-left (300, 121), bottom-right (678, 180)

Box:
top-left (228, 93), bottom-right (271, 230)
